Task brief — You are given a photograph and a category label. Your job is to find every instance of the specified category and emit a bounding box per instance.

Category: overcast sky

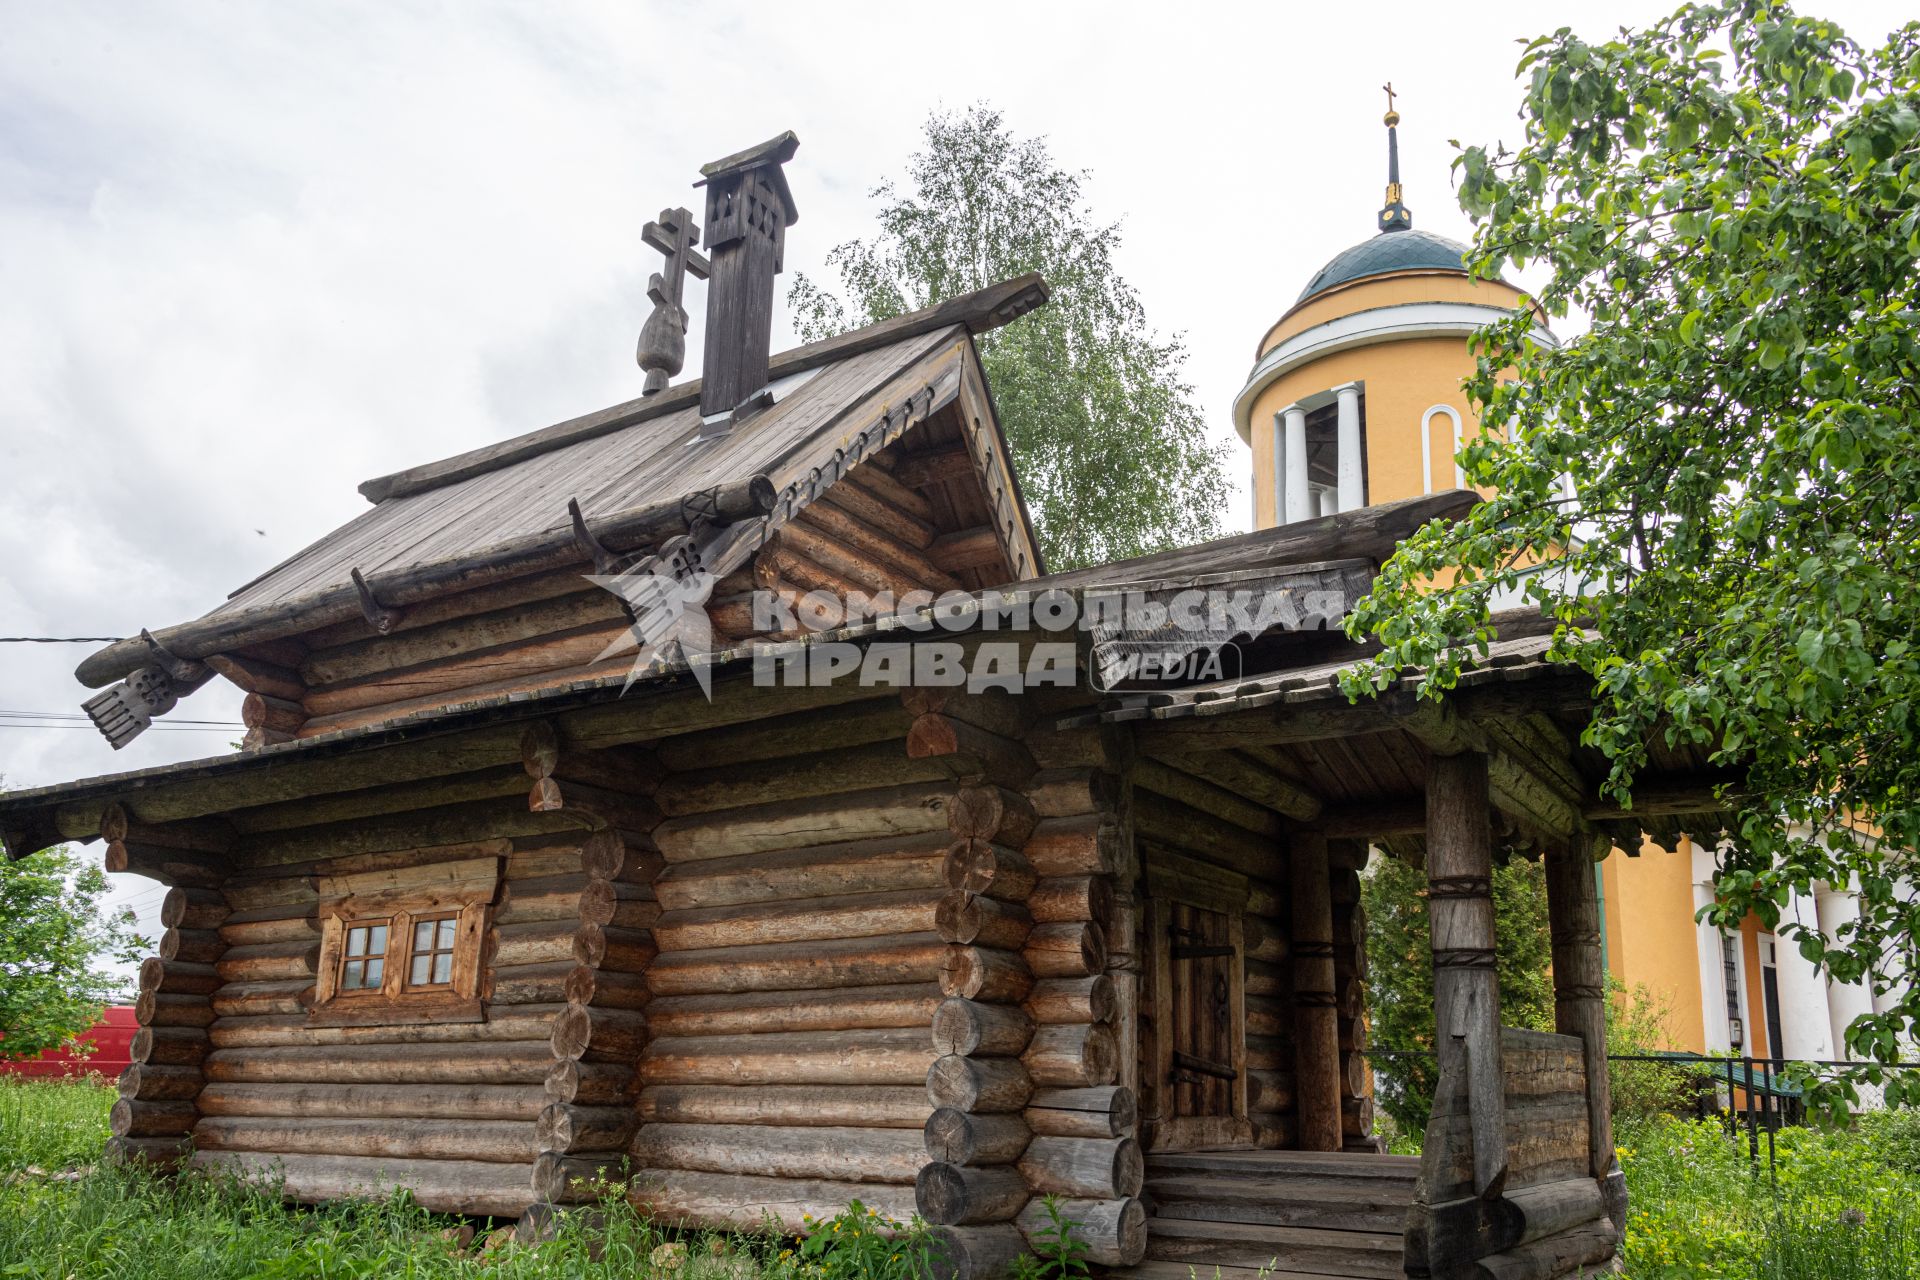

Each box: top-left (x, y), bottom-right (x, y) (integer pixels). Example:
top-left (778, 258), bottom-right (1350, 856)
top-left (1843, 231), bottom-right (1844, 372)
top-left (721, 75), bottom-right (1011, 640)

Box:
top-left (2, 0), bottom-right (1909, 955)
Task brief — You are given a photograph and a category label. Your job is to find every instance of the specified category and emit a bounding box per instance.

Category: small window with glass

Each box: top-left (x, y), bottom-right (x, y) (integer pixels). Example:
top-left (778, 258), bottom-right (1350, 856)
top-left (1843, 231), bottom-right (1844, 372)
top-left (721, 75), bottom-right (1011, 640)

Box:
top-left (309, 855), bottom-right (498, 1026)
top-left (339, 921), bottom-right (390, 992)
top-left (407, 914), bottom-right (459, 990)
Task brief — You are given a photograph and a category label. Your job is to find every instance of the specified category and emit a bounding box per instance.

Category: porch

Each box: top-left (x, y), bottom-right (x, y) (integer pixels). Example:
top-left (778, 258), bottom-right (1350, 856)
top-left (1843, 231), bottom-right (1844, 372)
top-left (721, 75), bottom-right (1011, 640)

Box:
top-left (1114, 1148), bottom-right (1420, 1280)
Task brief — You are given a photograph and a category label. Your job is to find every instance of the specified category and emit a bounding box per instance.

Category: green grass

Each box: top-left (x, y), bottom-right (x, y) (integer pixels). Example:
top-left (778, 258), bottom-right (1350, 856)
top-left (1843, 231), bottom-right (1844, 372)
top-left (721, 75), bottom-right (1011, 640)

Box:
top-left (0, 1078), bottom-right (935, 1280)
top-left (1617, 1112), bottom-right (1920, 1279)
top-left (10, 1079), bottom-right (1920, 1278)
top-left (0, 1074), bottom-right (114, 1171)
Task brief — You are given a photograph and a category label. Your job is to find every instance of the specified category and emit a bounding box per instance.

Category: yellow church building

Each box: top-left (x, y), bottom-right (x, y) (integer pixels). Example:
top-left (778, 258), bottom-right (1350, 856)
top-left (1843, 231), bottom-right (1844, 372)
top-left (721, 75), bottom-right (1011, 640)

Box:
top-left (1236, 104), bottom-right (1890, 1067)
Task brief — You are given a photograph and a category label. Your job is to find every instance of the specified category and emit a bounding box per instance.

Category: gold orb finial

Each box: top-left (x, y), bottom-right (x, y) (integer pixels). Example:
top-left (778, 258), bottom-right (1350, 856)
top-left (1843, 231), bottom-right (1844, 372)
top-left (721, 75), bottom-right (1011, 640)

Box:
top-left (1382, 81), bottom-right (1399, 127)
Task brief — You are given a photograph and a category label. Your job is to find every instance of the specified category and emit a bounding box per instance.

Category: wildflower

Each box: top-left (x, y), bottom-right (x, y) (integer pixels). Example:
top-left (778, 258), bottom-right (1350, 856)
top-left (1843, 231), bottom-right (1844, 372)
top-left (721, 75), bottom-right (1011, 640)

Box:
top-left (652, 1241), bottom-right (688, 1271)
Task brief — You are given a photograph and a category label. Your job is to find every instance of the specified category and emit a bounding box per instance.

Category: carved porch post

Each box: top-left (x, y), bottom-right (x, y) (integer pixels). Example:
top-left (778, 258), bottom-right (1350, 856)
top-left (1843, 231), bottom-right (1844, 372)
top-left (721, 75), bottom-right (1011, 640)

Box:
top-left (1426, 751), bottom-right (1507, 1198)
top-left (1545, 839), bottom-right (1614, 1181)
top-left (1290, 827), bottom-right (1343, 1151)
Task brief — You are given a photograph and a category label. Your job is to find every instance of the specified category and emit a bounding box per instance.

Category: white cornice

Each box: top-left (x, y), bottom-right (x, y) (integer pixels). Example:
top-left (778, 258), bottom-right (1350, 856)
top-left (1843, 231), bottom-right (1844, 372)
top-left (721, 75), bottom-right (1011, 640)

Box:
top-left (1232, 300), bottom-right (1558, 443)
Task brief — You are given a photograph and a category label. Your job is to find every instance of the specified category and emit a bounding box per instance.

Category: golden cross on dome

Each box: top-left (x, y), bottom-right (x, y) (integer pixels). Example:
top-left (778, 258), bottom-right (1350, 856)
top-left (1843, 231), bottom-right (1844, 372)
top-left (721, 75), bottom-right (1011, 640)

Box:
top-left (1382, 81), bottom-right (1400, 125)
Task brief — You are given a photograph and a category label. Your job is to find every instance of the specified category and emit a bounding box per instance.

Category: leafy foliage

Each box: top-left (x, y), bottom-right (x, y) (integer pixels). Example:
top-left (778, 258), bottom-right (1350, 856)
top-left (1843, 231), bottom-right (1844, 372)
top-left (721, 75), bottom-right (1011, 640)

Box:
top-left (794, 1202), bottom-right (934, 1280)
top-left (1620, 1112), bottom-right (1920, 1278)
top-left (0, 843), bottom-right (145, 1060)
top-left (1009, 1196), bottom-right (1091, 1280)
top-left (1342, 2), bottom-right (1920, 1093)
top-left (789, 105), bottom-right (1230, 570)
top-left (1360, 853), bottom-right (1557, 1130)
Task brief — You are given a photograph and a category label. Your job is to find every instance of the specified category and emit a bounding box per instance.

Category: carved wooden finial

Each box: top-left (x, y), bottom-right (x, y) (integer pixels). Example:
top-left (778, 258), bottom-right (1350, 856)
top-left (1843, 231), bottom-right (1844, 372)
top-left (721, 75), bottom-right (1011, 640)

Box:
top-left (635, 206), bottom-right (711, 396)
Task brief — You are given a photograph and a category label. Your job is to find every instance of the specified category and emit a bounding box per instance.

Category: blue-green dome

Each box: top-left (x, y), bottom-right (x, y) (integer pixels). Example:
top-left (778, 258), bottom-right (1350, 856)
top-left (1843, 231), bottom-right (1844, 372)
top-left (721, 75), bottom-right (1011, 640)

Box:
top-left (1295, 228), bottom-right (1469, 305)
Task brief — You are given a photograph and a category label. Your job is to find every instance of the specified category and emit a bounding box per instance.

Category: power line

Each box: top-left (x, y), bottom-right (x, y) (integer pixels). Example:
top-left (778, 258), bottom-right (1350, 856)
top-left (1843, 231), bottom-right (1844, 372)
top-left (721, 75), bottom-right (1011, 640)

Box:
top-left (0, 710), bottom-right (243, 727)
top-left (0, 637), bottom-right (123, 643)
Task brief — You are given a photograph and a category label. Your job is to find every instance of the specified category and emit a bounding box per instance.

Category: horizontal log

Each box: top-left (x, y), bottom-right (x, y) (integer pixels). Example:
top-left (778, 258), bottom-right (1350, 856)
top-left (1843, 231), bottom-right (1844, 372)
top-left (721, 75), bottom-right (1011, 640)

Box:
top-left (1132, 790), bottom-right (1279, 879)
top-left (546, 1059), bottom-right (637, 1106)
top-left (205, 652), bottom-right (306, 702)
top-left (1016, 1196), bottom-right (1145, 1267)
top-left (536, 1102), bottom-right (637, 1153)
top-left (1024, 817), bottom-right (1120, 877)
top-left (136, 991), bottom-right (217, 1028)
top-left (1025, 769), bottom-right (1120, 820)
top-left (105, 1135), bottom-right (192, 1169)
top-left (192, 1150), bottom-right (536, 1217)
top-left (484, 961), bottom-right (578, 1006)
top-left (118, 1063), bottom-right (203, 1102)
top-left (526, 1149), bottom-right (626, 1205)
top-left (632, 1122), bottom-right (927, 1185)
top-left (941, 947), bottom-right (1034, 1003)
top-left (928, 1224), bottom-right (1031, 1280)
top-left (637, 1084), bottom-right (931, 1129)
top-left (1027, 876), bottom-right (1113, 926)
top-left (917, 1162), bottom-right (1029, 1225)
top-left (159, 927), bottom-right (225, 965)
top-left (217, 941), bottom-right (318, 985)
top-left (908, 716), bottom-right (1036, 789)
top-left (211, 979), bottom-right (312, 1019)
top-left (927, 1054), bottom-right (1032, 1114)
top-left (199, 1081), bottom-right (548, 1120)
top-left (219, 911), bottom-right (321, 948)
top-left (109, 1098), bottom-right (197, 1137)
top-left (925, 1108), bottom-right (1031, 1165)
top-left (943, 840), bottom-right (1037, 903)
top-left (194, 1114), bottom-right (538, 1163)
top-left (653, 783), bottom-right (955, 862)
top-left (1028, 1086), bottom-right (1135, 1128)
top-left (130, 1025), bottom-right (209, 1066)
top-left (933, 998), bottom-right (1036, 1057)
top-left (209, 1007), bottom-right (569, 1050)
top-left (648, 984), bottom-right (942, 1038)
top-left (642, 1027), bottom-right (937, 1087)
top-left (565, 965), bottom-right (651, 1010)
top-left (657, 739), bottom-right (950, 817)
top-left (550, 1004), bottom-right (649, 1063)
top-left (648, 933), bottom-right (947, 995)
top-left (1018, 1136), bottom-right (1143, 1199)
top-left (658, 888), bottom-right (940, 952)
top-left (627, 1168), bottom-right (917, 1235)
top-left (1023, 923), bottom-right (1106, 979)
top-left (141, 957), bottom-right (220, 997)
top-left (160, 886), bottom-right (228, 931)
top-left (1025, 976), bottom-right (1116, 1026)
top-left (204, 1041), bottom-right (552, 1085)
top-left (937, 893), bottom-right (1034, 949)
top-left (1023, 1024), bottom-right (1117, 1088)
top-left (1248, 1070), bottom-right (1297, 1114)
top-left (652, 697), bottom-right (912, 773)
top-left (655, 831), bottom-right (951, 913)
top-left (947, 786), bottom-right (1037, 847)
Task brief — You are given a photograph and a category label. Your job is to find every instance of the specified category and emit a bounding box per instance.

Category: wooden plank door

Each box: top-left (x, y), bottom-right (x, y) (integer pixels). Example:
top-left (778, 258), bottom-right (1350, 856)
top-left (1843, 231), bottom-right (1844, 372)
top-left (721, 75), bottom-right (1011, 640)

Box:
top-left (1142, 862), bottom-right (1251, 1151)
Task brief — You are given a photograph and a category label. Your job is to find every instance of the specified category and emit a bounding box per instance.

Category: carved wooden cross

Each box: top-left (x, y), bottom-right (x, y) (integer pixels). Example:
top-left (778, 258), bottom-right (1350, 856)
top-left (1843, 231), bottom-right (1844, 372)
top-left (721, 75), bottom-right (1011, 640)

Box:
top-left (636, 206), bottom-right (711, 396)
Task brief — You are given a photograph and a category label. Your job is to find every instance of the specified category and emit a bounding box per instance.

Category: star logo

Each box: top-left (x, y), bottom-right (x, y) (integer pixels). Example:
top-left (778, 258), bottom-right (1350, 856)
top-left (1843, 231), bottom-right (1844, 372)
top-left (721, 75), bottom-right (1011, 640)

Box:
top-left (586, 565), bottom-right (719, 699)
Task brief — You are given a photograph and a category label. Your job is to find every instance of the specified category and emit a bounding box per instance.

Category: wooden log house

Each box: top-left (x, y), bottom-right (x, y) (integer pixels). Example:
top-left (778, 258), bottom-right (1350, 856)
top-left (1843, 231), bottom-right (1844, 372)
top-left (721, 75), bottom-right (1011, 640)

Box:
top-left (0, 134), bottom-right (1740, 1279)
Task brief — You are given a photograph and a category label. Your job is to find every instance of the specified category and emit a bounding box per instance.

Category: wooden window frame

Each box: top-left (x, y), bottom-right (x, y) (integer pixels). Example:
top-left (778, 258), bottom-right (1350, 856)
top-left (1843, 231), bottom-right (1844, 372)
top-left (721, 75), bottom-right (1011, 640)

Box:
top-left (309, 856), bottom-right (498, 1027)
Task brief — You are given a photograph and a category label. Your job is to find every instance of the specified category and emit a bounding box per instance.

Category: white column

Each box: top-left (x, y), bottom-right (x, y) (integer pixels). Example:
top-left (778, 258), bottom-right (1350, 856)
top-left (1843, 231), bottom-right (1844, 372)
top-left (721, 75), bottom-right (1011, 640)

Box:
top-left (1282, 404), bottom-right (1309, 525)
top-left (1334, 382), bottom-right (1364, 512)
top-left (1772, 892), bottom-right (1836, 1060)
top-left (1693, 843), bottom-right (1732, 1052)
top-left (1815, 884), bottom-right (1876, 1060)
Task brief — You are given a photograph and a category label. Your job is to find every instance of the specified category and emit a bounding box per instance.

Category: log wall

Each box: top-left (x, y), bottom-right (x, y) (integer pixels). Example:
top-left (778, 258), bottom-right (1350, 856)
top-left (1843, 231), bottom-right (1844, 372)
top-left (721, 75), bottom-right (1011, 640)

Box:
top-left (629, 696), bottom-right (943, 1234)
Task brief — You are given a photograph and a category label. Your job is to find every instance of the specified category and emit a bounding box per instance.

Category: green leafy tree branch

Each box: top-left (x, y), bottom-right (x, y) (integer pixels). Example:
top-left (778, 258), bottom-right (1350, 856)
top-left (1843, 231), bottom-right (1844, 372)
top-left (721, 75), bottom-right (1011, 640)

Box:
top-left (1343, 2), bottom-right (1920, 1089)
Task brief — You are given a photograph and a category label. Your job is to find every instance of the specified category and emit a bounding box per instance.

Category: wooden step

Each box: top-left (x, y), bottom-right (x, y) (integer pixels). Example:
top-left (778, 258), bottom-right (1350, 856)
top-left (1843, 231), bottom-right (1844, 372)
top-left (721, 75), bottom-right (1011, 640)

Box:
top-left (1103, 1262), bottom-right (1364, 1280)
top-left (1143, 1219), bottom-right (1404, 1280)
top-left (1146, 1150), bottom-right (1419, 1183)
top-left (1145, 1173), bottom-right (1411, 1234)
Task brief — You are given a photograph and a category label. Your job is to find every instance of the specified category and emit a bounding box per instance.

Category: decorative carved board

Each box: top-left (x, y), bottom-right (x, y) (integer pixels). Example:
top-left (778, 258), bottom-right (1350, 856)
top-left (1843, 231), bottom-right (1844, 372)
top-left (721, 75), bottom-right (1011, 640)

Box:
top-left (1142, 861), bottom-right (1251, 1152)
